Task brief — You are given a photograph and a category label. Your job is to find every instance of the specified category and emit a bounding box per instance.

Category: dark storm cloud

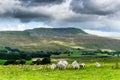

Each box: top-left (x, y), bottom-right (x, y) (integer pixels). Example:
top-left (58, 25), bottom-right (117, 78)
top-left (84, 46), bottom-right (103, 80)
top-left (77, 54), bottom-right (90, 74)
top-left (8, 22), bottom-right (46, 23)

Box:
top-left (12, 0), bottom-right (65, 22)
top-left (70, 0), bottom-right (120, 15)
top-left (20, 0), bottom-right (65, 6)
top-left (1, 0), bottom-right (120, 23)
top-left (0, 0), bottom-right (65, 23)
top-left (12, 8), bottom-right (53, 22)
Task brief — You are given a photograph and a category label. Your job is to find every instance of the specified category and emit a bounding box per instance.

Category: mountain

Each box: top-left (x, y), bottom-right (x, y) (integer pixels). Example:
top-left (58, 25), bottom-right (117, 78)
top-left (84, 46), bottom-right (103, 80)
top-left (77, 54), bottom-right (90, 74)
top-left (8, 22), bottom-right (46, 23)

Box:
top-left (0, 27), bottom-right (120, 52)
top-left (25, 27), bottom-right (87, 37)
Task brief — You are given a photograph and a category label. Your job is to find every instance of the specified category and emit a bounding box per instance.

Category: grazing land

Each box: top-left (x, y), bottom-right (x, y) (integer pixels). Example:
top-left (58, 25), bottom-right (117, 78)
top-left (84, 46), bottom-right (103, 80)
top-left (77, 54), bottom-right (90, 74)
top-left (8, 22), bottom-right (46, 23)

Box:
top-left (0, 58), bottom-right (120, 80)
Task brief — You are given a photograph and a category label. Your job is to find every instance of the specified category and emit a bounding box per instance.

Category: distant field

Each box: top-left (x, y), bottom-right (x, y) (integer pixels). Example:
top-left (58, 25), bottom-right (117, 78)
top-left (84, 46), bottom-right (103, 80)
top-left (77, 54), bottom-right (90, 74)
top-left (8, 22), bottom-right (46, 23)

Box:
top-left (51, 53), bottom-right (113, 57)
top-left (0, 58), bottom-right (120, 80)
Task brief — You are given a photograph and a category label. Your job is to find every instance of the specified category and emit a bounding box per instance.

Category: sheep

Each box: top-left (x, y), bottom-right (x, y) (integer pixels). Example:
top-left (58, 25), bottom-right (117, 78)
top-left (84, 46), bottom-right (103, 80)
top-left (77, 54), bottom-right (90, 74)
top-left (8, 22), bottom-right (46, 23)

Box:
top-left (96, 62), bottom-right (101, 67)
top-left (80, 63), bottom-right (85, 68)
top-left (71, 60), bottom-right (80, 69)
top-left (57, 60), bottom-right (68, 69)
top-left (62, 60), bottom-right (68, 66)
top-left (50, 64), bottom-right (56, 70)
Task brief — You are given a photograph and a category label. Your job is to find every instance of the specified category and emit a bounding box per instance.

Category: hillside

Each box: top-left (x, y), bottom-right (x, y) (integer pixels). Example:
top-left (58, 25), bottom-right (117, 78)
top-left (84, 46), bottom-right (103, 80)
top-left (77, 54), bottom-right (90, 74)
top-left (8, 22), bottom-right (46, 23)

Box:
top-left (0, 28), bottom-right (120, 52)
top-left (25, 27), bottom-right (87, 37)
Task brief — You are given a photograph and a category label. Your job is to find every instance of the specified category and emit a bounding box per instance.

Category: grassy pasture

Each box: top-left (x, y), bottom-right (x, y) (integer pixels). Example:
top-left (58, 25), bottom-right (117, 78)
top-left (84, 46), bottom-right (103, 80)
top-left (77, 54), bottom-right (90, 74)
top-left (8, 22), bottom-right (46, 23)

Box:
top-left (57, 53), bottom-right (111, 57)
top-left (0, 58), bottom-right (120, 80)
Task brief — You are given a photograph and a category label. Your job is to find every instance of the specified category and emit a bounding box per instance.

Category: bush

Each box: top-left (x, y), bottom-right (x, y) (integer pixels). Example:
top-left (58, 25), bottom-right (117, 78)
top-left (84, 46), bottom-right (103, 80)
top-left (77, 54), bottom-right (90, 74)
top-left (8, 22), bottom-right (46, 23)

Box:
top-left (19, 60), bottom-right (26, 65)
top-left (4, 60), bottom-right (26, 65)
top-left (41, 58), bottom-right (51, 65)
top-left (32, 59), bottom-right (41, 65)
top-left (68, 54), bottom-right (71, 56)
top-left (4, 60), bottom-right (16, 65)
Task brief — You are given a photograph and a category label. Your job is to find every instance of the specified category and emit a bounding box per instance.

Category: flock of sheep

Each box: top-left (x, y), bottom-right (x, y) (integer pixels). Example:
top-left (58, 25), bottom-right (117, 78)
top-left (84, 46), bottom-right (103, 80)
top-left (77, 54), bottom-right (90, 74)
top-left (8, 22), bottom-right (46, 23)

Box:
top-left (50, 60), bottom-right (101, 70)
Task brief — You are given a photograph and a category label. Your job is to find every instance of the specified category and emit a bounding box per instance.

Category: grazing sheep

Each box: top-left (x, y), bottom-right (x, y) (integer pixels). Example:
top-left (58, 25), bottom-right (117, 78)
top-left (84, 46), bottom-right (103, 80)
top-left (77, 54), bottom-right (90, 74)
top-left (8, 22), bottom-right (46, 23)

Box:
top-left (50, 64), bottom-right (56, 70)
top-left (57, 61), bottom-right (68, 69)
top-left (71, 60), bottom-right (79, 69)
top-left (62, 61), bottom-right (68, 66)
top-left (80, 63), bottom-right (85, 68)
top-left (96, 62), bottom-right (101, 67)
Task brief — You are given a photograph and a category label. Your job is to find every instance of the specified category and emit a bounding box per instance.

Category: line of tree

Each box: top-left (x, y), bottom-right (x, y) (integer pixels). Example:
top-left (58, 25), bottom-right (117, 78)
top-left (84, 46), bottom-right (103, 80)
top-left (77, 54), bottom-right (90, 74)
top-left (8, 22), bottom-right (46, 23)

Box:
top-left (0, 52), bottom-right (51, 60)
top-left (0, 47), bottom-right (73, 60)
top-left (81, 49), bottom-right (120, 57)
top-left (3, 57), bottom-right (51, 65)
top-left (0, 47), bottom-right (51, 60)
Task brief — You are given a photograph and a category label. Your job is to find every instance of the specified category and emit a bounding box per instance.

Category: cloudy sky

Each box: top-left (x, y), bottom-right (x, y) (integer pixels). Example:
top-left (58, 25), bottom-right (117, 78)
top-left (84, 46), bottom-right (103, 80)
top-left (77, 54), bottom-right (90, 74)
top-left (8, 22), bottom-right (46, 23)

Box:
top-left (0, 0), bottom-right (120, 37)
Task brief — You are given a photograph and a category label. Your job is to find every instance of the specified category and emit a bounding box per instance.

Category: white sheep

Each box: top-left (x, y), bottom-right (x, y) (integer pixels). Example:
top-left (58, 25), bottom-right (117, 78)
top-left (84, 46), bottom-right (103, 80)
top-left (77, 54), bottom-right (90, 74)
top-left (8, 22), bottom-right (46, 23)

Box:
top-left (62, 60), bottom-right (68, 66)
top-left (50, 64), bottom-right (56, 70)
top-left (96, 62), bottom-right (101, 67)
top-left (71, 60), bottom-right (79, 69)
top-left (80, 63), bottom-right (85, 68)
top-left (57, 61), bottom-right (68, 69)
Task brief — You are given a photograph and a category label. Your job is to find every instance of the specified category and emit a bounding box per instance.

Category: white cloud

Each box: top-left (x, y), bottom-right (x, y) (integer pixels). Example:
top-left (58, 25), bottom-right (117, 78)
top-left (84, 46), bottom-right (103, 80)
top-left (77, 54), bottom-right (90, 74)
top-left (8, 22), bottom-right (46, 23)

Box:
top-left (36, 24), bottom-right (53, 28)
top-left (84, 29), bottom-right (120, 37)
top-left (0, 0), bottom-right (21, 15)
top-left (0, 24), bottom-right (25, 31)
top-left (0, 23), bottom-right (53, 31)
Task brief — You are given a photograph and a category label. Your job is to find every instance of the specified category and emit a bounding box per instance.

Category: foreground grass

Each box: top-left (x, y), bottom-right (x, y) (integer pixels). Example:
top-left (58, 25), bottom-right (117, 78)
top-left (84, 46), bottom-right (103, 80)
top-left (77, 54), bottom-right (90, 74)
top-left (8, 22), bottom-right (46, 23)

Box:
top-left (0, 62), bottom-right (120, 80)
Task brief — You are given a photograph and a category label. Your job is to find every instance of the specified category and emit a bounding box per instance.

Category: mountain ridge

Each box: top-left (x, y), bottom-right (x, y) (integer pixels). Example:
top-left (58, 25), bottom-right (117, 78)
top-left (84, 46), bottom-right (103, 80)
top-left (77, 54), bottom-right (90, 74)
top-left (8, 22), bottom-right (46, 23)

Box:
top-left (25, 27), bottom-right (87, 37)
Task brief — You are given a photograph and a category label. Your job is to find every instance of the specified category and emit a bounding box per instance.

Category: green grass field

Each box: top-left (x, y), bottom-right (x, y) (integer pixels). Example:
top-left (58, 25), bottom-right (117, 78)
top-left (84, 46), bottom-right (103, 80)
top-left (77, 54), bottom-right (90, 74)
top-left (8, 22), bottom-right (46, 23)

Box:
top-left (0, 58), bottom-right (120, 80)
top-left (56, 53), bottom-right (111, 57)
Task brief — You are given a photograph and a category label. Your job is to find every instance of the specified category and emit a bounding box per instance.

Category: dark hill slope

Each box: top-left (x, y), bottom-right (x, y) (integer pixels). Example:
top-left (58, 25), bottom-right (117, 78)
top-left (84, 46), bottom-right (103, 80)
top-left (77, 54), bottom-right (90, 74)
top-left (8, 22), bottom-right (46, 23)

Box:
top-left (25, 28), bottom-right (87, 37)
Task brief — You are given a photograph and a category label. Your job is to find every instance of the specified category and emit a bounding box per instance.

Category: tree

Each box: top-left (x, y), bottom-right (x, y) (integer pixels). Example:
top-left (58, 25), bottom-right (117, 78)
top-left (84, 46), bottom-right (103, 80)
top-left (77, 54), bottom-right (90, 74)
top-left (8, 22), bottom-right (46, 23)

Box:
top-left (41, 58), bottom-right (51, 65)
top-left (114, 51), bottom-right (120, 58)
